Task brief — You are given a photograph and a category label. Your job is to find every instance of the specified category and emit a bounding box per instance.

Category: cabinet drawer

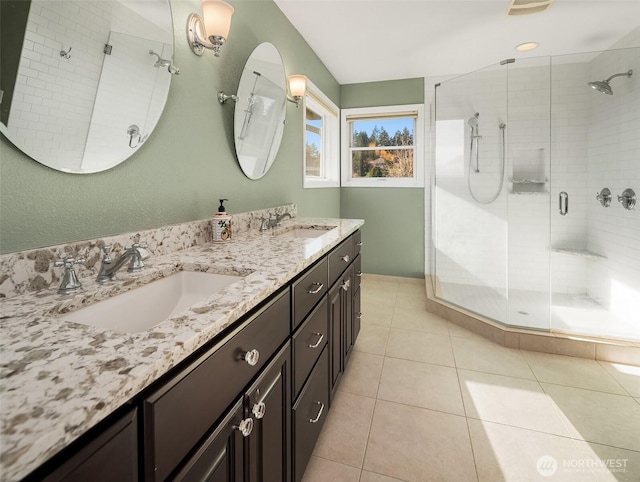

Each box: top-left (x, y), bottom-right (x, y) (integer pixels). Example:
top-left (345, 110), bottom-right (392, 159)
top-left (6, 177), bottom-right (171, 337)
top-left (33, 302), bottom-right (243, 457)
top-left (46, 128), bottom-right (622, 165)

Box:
top-left (292, 296), bottom-right (328, 398)
top-left (292, 347), bottom-right (329, 482)
top-left (143, 289), bottom-right (290, 482)
top-left (353, 254), bottom-right (362, 291)
top-left (292, 257), bottom-right (328, 329)
top-left (328, 237), bottom-right (354, 288)
top-left (353, 230), bottom-right (362, 257)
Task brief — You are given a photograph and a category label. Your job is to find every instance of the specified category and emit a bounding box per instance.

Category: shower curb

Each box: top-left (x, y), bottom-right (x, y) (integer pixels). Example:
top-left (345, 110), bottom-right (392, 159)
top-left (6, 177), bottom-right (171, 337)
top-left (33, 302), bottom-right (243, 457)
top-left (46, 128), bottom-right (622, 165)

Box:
top-left (424, 275), bottom-right (640, 366)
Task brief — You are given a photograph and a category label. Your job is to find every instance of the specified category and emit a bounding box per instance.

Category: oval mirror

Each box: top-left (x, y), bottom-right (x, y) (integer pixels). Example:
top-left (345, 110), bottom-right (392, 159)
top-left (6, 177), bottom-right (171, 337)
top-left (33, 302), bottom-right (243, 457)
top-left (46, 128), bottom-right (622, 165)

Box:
top-left (233, 43), bottom-right (287, 180)
top-left (0, 0), bottom-right (175, 174)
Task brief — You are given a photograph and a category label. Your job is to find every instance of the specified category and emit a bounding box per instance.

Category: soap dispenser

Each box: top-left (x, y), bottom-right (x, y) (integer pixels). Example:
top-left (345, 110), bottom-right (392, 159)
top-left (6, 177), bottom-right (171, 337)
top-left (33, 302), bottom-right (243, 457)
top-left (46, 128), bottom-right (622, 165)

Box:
top-left (213, 199), bottom-right (232, 242)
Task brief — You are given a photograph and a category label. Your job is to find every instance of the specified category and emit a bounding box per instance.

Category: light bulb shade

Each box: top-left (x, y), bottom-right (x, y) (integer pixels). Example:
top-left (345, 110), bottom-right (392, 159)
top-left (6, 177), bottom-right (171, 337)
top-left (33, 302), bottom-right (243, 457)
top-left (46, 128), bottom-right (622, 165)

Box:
top-left (201, 0), bottom-right (234, 40)
top-left (288, 75), bottom-right (307, 98)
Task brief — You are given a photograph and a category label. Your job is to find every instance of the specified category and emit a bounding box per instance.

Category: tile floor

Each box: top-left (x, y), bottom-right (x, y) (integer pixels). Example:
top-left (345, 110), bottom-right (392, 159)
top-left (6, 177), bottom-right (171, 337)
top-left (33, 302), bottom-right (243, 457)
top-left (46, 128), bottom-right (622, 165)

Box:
top-left (301, 275), bottom-right (640, 482)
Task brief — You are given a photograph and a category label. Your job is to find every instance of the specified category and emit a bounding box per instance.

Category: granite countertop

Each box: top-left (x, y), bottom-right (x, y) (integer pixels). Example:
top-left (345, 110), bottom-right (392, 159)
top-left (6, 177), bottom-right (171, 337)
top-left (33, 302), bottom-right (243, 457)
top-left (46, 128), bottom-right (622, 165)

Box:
top-left (0, 217), bottom-right (363, 481)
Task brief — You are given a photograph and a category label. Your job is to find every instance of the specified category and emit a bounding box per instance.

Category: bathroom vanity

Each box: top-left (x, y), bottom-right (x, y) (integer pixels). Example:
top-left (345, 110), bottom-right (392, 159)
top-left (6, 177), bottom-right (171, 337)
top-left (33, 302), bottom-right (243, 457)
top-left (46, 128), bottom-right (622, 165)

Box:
top-left (0, 211), bottom-right (363, 482)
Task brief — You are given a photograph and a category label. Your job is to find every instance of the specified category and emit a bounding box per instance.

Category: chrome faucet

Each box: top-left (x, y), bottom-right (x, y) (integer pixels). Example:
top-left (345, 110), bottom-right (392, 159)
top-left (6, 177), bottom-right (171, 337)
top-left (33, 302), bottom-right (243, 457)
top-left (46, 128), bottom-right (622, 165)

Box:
top-left (259, 212), bottom-right (292, 231)
top-left (96, 244), bottom-right (147, 282)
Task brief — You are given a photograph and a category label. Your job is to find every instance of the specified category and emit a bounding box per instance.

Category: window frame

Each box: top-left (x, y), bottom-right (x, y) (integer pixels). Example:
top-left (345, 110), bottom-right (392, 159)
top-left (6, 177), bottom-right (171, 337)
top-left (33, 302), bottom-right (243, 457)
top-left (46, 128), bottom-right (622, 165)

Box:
top-left (302, 80), bottom-right (340, 188)
top-left (341, 104), bottom-right (425, 188)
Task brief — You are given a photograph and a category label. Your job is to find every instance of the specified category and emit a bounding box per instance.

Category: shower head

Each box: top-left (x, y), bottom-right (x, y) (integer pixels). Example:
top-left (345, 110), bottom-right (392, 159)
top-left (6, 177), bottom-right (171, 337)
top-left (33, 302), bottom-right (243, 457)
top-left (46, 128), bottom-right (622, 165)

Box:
top-left (588, 70), bottom-right (633, 95)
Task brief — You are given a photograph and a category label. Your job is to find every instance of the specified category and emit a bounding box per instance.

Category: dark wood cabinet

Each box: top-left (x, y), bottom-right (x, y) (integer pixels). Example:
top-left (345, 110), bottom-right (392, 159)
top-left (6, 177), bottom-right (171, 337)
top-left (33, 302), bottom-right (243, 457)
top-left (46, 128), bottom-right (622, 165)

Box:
top-left (246, 343), bottom-right (292, 482)
top-left (40, 409), bottom-right (137, 482)
top-left (174, 399), bottom-right (245, 482)
top-left (143, 290), bottom-right (290, 482)
top-left (292, 347), bottom-right (329, 482)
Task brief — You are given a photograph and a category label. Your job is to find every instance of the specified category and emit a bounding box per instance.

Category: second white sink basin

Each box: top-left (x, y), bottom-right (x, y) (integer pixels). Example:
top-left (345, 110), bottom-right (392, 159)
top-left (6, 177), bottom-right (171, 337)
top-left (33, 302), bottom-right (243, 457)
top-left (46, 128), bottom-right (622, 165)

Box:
top-left (276, 227), bottom-right (336, 239)
top-left (62, 271), bottom-right (242, 333)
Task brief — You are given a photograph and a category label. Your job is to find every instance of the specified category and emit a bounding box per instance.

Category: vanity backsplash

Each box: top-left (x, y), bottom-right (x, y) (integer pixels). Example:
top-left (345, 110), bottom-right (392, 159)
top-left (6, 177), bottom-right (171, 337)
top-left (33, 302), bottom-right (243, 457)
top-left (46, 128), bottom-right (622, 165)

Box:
top-left (0, 204), bottom-right (297, 299)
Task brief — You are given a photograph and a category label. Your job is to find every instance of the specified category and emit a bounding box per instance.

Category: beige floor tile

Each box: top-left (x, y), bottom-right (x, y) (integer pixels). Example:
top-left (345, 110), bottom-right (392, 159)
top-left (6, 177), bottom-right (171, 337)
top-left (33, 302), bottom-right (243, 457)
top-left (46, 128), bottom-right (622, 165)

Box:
top-left (391, 308), bottom-right (450, 336)
top-left (458, 369), bottom-right (572, 437)
top-left (340, 351), bottom-right (384, 398)
top-left (468, 418), bottom-right (596, 482)
top-left (574, 440), bottom-right (640, 482)
top-left (362, 295), bottom-right (396, 319)
top-left (362, 310), bottom-right (393, 328)
top-left (354, 325), bottom-right (390, 356)
top-left (302, 456), bottom-right (361, 482)
top-left (522, 351), bottom-right (627, 395)
top-left (385, 329), bottom-right (455, 367)
top-left (542, 383), bottom-right (640, 451)
top-left (452, 336), bottom-right (536, 380)
top-left (363, 400), bottom-right (477, 482)
top-left (313, 391), bottom-right (375, 468)
top-left (360, 470), bottom-right (407, 482)
top-left (598, 361), bottom-right (640, 397)
top-left (377, 357), bottom-right (464, 416)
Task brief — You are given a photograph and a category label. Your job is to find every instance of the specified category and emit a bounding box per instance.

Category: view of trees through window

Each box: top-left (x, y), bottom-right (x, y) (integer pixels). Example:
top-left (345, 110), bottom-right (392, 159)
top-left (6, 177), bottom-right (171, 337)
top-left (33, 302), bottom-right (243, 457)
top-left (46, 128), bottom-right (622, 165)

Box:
top-left (350, 117), bottom-right (414, 178)
top-left (305, 107), bottom-right (322, 177)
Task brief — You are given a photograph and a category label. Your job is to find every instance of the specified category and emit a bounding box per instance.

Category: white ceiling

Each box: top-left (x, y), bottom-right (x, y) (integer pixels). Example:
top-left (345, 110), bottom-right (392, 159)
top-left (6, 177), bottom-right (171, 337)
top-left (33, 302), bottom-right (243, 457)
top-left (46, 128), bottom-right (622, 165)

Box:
top-left (273, 0), bottom-right (640, 84)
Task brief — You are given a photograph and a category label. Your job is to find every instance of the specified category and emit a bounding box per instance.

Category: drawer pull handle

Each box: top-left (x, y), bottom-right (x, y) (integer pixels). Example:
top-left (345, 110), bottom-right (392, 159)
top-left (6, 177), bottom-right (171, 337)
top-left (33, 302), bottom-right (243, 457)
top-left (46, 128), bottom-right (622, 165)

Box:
top-left (307, 282), bottom-right (324, 294)
top-left (309, 401), bottom-right (325, 424)
top-left (341, 279), bottom-right (350, 291)
top-left (252, 401), bottom-right (266, 419)
top-left (236, 417), bottom-right (254, 437)
top-left (356, 271), bottom-right (362, 277)
top-left (340, 255), bottom-right (350, 263)
top-left (355, 312), bottom-right (362, 319)
top-left (356, 241), bottom-right (363, 246)
top-left (308, 332), bottom-right (324, 348)
top-left (243, 349), bottom-right (260, 366)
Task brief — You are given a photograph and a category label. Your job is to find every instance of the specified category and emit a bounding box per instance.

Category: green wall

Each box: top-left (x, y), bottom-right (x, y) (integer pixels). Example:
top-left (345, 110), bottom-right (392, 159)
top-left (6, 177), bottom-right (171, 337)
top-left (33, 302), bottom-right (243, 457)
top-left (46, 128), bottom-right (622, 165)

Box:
top-left (340, 78), bottom-right (425, 278)
top-left (0, 0), bottom-right (340, 253)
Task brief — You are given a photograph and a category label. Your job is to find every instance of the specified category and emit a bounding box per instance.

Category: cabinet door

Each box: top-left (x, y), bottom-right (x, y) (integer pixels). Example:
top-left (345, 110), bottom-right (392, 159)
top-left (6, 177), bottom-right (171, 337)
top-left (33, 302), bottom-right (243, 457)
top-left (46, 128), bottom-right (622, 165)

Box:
top-left (328, 282), bottom-right (342, 400)
top-left (246, 343), bottom-right (291, 482)
top-left (42, 409), bottom-right (137, 482)
top-left (352, 285), bottom-right (361, 347)
top-left (174, 399), bottom-right (245, 482)
top-left (342, 266), bottom-right (354, 363)
top-left (292, 347), bottom-right (329, 482)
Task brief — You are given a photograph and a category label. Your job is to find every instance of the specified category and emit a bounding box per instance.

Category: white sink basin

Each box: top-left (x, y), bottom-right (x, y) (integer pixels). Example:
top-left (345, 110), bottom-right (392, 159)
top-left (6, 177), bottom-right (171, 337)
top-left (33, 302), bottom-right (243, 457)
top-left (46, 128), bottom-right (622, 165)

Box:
top-left (62, 271), bottom-right (242, 333)
top-left (277, 227), bottom-right (336, 239)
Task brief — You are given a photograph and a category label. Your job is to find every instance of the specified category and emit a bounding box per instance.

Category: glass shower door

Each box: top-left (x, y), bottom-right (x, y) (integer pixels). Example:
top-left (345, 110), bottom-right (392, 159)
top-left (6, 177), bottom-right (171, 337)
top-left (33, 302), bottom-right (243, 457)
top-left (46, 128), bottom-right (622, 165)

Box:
top-left (433, 63), bottom-right (509, 323)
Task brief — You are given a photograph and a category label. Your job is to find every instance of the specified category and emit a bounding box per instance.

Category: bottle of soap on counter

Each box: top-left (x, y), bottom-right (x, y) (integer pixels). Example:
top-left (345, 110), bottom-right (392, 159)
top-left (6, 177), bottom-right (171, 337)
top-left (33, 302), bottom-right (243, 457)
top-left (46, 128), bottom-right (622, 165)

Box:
top-left (213, 199), bottom-right (232, 242)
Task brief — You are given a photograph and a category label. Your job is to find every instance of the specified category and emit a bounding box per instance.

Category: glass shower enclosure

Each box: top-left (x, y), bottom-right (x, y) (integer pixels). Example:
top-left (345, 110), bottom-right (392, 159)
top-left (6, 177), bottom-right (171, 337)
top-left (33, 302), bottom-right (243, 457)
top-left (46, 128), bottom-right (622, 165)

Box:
top-left (431, 45), bottom-right (639, 342)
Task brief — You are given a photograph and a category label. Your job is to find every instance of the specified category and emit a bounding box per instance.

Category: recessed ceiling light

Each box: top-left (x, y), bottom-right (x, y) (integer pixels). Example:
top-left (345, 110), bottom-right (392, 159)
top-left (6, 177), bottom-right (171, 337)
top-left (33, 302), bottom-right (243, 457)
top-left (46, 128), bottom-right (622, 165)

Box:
top-left (515, 42), bottom-right (539, 52)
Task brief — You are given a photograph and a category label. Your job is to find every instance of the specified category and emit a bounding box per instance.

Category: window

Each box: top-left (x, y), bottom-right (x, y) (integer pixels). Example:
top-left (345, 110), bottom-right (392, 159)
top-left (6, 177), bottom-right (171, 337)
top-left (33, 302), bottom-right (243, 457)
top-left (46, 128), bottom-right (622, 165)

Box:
top-left (303, 81), bottom-right (339, 188)
top-left (341, 104), bottom-right (424, 187)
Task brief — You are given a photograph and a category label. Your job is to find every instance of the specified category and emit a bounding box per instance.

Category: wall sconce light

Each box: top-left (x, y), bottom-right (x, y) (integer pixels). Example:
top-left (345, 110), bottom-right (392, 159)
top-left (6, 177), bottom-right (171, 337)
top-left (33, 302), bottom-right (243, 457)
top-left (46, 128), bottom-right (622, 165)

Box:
top-left (287, 75), bottom-right (307, 108)
top-left (187, 0), bottom-right (234, 57)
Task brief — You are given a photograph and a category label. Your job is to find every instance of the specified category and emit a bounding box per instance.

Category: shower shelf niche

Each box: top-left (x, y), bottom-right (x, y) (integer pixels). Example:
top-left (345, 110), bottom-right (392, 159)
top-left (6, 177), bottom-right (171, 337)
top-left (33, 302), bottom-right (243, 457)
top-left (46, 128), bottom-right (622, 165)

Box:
top-left (511, 147), bottom-right (547, 194)
top-left (551, 248), bottom-right (607, 261)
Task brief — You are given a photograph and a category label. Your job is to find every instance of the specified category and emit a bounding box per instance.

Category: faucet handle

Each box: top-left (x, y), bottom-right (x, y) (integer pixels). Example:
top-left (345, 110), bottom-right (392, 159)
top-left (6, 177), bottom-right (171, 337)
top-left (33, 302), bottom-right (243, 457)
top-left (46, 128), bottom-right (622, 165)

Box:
top-left (101, 245), bottom-right (113, 261)
top-left (54, 257), bottom-right (85, 269)
top-left (54, 257), bottom-right (84, 294)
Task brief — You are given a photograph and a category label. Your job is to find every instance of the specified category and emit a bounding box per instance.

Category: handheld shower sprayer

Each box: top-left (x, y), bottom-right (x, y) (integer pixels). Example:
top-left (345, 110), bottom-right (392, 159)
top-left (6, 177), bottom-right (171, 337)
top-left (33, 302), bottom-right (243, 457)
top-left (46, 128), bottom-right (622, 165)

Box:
top-left (469, 113), bottom-right (480, 172)
top-left (468, 112), bottom-right (480, 138)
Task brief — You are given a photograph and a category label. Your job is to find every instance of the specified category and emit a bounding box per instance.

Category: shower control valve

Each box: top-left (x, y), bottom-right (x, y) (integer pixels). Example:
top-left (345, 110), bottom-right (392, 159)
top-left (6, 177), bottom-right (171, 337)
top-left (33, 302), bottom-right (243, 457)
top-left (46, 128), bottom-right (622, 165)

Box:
top-left (617, 188), bottom-right (636, 211)
top-left (596, 188), bottom-right (612, 207)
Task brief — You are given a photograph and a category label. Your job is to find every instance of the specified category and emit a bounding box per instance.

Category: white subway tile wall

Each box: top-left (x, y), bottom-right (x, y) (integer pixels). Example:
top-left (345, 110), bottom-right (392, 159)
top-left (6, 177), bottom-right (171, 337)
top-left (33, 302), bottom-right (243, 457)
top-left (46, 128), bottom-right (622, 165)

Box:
top-left (7, 0), bottom-right (172, 171)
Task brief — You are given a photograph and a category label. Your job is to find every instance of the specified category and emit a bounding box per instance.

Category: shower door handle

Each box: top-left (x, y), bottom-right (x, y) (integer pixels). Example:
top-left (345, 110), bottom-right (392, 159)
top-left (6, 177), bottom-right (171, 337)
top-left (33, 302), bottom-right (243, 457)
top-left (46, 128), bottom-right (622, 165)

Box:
top-left (559, 192), bottom-right (568, 216)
